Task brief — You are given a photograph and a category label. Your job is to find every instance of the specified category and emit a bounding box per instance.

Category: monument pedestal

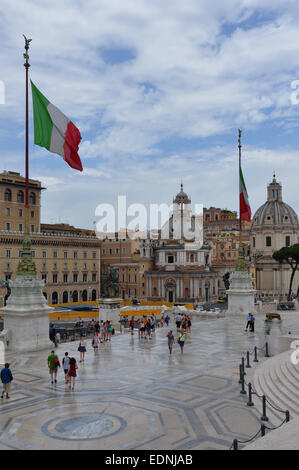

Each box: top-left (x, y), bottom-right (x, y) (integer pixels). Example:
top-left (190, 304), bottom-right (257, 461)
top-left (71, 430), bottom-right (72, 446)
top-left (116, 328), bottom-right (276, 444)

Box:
top-left (99, 298), bottom-right (122, 324)
top-left (3, 275), bottom-right (53, 352)
top-left (227, 270), bottom-right (256, 316)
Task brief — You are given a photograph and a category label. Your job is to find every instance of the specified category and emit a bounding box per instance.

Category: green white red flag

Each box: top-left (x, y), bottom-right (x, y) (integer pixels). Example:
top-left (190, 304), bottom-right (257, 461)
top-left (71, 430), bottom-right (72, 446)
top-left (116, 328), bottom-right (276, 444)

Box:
top-left (31, 81), bottom-right (83, 171)
top-left (239, 164), bottom-right (251, 222)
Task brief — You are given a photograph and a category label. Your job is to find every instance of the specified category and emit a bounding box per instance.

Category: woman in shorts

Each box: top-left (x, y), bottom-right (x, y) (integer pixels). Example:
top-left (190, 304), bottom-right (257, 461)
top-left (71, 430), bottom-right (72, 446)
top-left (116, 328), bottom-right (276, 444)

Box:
top-left (92, 334), bottom-right (99, 355)
top-left (166, 330), bottom-right (175, 355)
top-left (68, 357), bottom-right (78, 390)
top-left (78, 336), bottom-right (87, 362)
top-left (177, 329), bottom-right (186, 355)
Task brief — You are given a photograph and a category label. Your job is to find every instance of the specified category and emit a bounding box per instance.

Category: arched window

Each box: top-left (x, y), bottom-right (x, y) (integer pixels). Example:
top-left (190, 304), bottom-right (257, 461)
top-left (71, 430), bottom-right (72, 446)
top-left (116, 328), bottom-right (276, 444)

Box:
top-left (92, 289), bottom-right (97, 301)
top-left (4, 188), bottom-right (11, 202)
top-left (72, 290), bottom-right (78, 302)
top-left (52, 292), bottom-right (58, 304)
top-left (62, 291), bottom-right (68, 303)
top-left (29, 192), bottom-right (36, 204)
top-left (286, 235), bottom-right (291, 247)
top-left (82, 290), bottom-right (88, 301)
top-left (17, 190), bottom-right (24, 203)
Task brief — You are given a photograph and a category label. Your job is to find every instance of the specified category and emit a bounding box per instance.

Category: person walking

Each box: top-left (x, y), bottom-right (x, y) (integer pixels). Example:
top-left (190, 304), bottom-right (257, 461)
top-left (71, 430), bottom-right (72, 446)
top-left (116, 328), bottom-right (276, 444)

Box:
top-left (68, 357), bottom-right (78, 390)
top-left (1, 363), bottom-right (13, 399)
top-left (62, 352), bottom-right (70, 384)
top-left (177, 329), bottom-right (186, 355)
top-left (166, 330), bottom-right (175, 355)
top-left (129, 316), bottom-right (135, 335)
top-left (78, 336), bottom-right (87, 362)
top-left (165, 314), bottom-right (170, 327)
top-left (92, 333), bottom-right (99, 355)
top-left (48, 350), bottom-right (60, 384)
top-left (176, 313), bottom-right (182, 331)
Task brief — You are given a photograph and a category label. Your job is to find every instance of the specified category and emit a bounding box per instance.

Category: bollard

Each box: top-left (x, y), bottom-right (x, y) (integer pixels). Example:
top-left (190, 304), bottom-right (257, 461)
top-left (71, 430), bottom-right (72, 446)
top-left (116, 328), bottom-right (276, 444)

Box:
top-left (233, 439), bottom-right (238, 450)
top-left (265, 342), bottom-right (270, 358)
top-left (261, 395), bottom-right (269, 421)
top-left (239, 364), bottom-right (243, 384)
top-left (240, 372), bottom-right (247, 395)
top-left (247, 383), bottom-right (254, 407)
top-left (242, 357), bottom-right (246, 375)
top-left (253, 346), bottom-right (259, 363)
top-left (286, 410), bottom-right (290, 423)
top-left (261, 423), bottom-right (266, 437)
top-left (246, 351), bottom-right (251, 368)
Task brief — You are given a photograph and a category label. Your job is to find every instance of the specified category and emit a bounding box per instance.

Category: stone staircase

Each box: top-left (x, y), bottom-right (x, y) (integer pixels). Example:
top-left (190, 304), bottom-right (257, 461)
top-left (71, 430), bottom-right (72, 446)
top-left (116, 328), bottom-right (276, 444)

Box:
top-left (251, 350), bottom-right (299, 421)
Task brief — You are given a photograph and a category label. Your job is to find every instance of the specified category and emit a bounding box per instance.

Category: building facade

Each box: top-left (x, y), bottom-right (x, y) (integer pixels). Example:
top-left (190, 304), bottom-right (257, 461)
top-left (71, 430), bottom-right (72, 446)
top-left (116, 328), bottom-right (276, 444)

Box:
top-left (250, 175), bottom-right (299, 295)
top-left (0, 171), bottom-right (101, 306)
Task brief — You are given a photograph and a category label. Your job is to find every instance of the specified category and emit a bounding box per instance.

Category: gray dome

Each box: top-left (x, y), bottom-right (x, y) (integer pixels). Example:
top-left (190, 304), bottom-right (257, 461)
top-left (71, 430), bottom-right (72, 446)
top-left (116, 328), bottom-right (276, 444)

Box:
top-left (252, 176), bottom-right (299, 229)
top-left (173, 183), bottom-right (191, 204)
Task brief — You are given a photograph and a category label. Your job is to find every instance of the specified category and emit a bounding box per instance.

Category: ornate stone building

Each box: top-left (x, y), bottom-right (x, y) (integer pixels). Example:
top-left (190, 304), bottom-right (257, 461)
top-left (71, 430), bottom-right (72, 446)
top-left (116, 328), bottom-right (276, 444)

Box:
top-left (0, 171), bottom-right (101, 306)
top-left (250, 175), bottom-right (299, 295)
top-left (139, 186), bottom-right (218, 303)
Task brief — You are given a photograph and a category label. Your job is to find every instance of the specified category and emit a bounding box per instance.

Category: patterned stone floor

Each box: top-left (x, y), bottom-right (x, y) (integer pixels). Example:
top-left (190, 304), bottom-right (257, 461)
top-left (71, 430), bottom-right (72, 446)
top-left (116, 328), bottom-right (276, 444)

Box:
top-left (0, 313), bottom-right (294, 450)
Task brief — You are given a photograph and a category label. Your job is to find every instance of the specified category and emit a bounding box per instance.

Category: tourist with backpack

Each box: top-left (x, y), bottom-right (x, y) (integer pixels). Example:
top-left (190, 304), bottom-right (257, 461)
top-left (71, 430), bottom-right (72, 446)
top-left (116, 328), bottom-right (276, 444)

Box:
top-left (48, 350), bottom-right (60, 384)
top-left (62, 352), bottom-right (70, 384)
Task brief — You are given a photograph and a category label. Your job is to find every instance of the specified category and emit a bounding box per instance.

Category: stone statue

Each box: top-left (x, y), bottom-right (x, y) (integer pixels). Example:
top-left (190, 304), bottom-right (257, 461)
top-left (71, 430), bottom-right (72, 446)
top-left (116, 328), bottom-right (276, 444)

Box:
top-left (102, 267), bottom-right (119, 298)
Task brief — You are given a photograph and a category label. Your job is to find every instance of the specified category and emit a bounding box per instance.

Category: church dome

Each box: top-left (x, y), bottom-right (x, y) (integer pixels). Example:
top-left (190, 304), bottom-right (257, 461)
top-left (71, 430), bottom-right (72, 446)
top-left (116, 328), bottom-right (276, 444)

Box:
top-left (251, 175), bottom-right (299, 230)
top-left (173, 183), bottom-right (191, 204)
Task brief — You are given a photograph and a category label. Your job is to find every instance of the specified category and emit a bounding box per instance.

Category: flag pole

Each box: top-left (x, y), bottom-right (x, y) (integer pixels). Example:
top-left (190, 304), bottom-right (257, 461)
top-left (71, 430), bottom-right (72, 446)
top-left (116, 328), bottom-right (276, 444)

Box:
top-left (238, 129), bottom-right (242, 240)
top-left (236, 128), bottom-right (246, 272)
top-left (17, 35), bottom-right (36, 276)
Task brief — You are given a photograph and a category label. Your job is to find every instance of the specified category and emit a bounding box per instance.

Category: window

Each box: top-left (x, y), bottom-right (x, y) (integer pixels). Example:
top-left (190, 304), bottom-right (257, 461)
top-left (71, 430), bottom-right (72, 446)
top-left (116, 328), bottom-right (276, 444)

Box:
top-left (74, 262), bottom-right (78, 270)
top-left (41, 274), bottom-right (47, 282)
top-left (83, 251), bottom-right (87, 259)
top-left (31, 251), bottom-right (35, 258)
top-left (168, 255), bottom-right (174, 264)
top-left (83, 273), bottom-right (87, 282)
top-left (52, 274), bottom-right (58, 283)
top-left (74, 251), bottom-right (78, 259)
top-left (92, 252), bottom-right (96, 259)
top-left (63, 251), bottom-right (68, 259)
top-left (5, 275), bottom-right (11, 281)
top-left (18, 223), bottom-right (22, 232)
top-left (102, 249), bottom-right (106, 255)
top-left (6, 208), bottom-right (10, 216)
top-left (122, 248), bottom-right (126, 254)
top-left (19, 250), bottom-right (23, 258)
top-left (4, 188), bottom-right (11, 202)
top-left (286, 236), bottom-right (291, 247)
top-left (83, 263), bottom-right (87, 270)
top-left (266, 236), bottom-right (272, 247)
top-left (116, 248), bottom-right (119, 255)
top-left (30, 224), bottom-right (35, 233)
top-left (73, 273), bottom-right (78, 283)
top-left (63, 263), bottom-right (67, 270)
top-left (29, 192), bottom-right (36, 204)
top-left (6, 249), bottom-right (10, 258)
top-left (6, 222), bottom-right (10, 231)
top-left (31, 210), bottom-right (35, 218)
top-left (17, 190), bottom-right (24, 203)
top-left (18, 209), bottom-right (23, 217)
top-left (63, 274), bottom-right (68, 283)
top-left (53, 263), bottom-right (57, 270)
top-left (53, 251), bottom-right (57, 258)
top-left (109, 248), bottom-right (112, 255)
top-left (42, 250), bottom-right (47, 258)
top-left (253, 237), bottom-right (256, 248)
top-left (92, 273), bottom-right (97, 282)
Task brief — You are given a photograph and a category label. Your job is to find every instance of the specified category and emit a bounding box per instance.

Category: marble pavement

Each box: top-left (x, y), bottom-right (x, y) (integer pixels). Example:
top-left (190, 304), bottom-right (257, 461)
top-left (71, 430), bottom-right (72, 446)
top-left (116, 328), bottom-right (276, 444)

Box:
top-left (0, 314), bottom-right (294, 450)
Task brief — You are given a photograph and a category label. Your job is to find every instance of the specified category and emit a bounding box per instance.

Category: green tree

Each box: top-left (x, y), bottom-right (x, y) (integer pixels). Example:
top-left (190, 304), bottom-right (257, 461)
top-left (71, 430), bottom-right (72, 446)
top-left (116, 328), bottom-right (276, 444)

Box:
top-left (273, 244), bottom-right (299, 300)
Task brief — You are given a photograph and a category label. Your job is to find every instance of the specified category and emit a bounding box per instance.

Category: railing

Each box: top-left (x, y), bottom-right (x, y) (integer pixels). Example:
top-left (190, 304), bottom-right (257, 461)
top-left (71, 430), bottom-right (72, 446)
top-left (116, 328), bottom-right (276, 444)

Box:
top-left (231, 343), bottom-right (290, 450)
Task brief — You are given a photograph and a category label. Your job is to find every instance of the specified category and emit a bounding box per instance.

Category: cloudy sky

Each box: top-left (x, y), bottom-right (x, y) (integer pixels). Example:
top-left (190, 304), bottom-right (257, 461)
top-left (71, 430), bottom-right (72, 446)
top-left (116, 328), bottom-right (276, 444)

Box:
top-left (1, 0), bottom-right (299, 230)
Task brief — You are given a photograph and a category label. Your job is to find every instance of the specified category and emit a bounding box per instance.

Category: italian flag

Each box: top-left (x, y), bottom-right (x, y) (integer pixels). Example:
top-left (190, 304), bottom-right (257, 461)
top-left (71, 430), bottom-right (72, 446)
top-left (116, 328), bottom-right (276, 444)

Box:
top-left (31, 81), bottom-right (83, 171)
top-left (239, 164), bottom-right (251, 222)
